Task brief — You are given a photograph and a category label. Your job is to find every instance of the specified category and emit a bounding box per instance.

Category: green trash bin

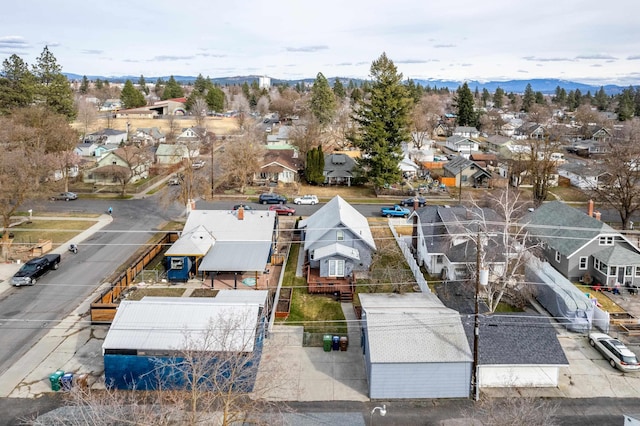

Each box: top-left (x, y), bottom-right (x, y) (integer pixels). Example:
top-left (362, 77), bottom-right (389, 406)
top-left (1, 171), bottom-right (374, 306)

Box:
top-left (323, 335), bottom-right (332, 352)
top-left (49, 370), bottom-right (64, 391)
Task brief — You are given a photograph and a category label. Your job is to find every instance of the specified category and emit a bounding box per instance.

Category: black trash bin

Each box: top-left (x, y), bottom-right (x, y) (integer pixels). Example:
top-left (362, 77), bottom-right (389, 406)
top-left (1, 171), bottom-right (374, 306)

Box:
top-left (332, 335), bottom-right (340, 351)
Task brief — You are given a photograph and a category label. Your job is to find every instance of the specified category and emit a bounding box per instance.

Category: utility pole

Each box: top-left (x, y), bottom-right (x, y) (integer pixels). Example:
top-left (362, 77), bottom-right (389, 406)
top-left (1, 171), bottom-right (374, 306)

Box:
top-left (472, 230), bottom-right (482, 401)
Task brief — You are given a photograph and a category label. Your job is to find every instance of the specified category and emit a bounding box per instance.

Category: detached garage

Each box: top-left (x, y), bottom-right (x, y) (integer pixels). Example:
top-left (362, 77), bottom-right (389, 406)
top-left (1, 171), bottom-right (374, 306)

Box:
top-left (360, 293), bottom-right (472, 399)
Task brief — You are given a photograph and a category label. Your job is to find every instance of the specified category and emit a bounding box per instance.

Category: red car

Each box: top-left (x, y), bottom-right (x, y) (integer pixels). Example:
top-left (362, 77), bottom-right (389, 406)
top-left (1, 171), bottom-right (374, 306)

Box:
top-left (269, 205), bottom-right (296, 216)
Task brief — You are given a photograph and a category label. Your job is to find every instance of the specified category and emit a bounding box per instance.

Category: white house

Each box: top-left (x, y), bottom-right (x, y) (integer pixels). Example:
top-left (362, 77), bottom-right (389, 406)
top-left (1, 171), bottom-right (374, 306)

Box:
top-left (444, 136), bottom-right (479, 158)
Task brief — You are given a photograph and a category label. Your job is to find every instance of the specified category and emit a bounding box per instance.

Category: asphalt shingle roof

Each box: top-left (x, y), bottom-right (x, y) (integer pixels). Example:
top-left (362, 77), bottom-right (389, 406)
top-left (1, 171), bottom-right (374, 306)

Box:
top-left (524, 201), bottom-right (615, 257)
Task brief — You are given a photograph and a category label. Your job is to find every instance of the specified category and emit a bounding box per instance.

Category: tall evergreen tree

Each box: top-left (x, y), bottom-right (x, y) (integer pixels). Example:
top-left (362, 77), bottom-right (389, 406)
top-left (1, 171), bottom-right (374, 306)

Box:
top-left (120, 79), bottom-right (146, 108)
top-left (31, 46), bottom-right (75, 119)
top-left (492, 87), bottom-right (504, 108)
top-left (0, 54), bottom-right (35, 112)
top-left (332, 79), bottom-right (346, 99)
top-left (522, 83), bottom-right (535, 112)
top-left (534, 91), bottom-right (546, 104)
top-left (616, 87), bottom-right (635, 121)
top-left (481, 88), bottom-right (491, 107)
top-left (593, 87), bottom-right (608, 111)
top-left (206, 86), bottom-right (225, 112)
top-left (305, 146), bottom-right (325, 185)
top-left (95, 78), bottom-right (104, 90)
top-left (309, 72), bottom-right (336, 126)
top-left (79, 75), bottom-right (90, 94)
top-left (137, 75), bottom-right (149, 95)
top-left (162, 76), bottom-right (184, 100)
top-left (350, 53), bottom-right (411, 187)
top-left (454, 82), bottom-right (476, 127)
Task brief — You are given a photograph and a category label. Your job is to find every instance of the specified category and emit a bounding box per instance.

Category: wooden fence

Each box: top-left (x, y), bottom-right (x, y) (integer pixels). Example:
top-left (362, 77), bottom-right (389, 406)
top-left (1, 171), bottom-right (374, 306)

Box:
top-left (90, 232), bottom-right (179, 324)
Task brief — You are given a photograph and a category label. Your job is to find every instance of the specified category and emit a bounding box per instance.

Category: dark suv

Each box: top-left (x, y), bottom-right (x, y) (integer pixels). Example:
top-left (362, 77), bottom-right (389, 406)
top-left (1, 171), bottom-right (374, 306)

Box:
top-left (258, 193), bottom-right (287, 205)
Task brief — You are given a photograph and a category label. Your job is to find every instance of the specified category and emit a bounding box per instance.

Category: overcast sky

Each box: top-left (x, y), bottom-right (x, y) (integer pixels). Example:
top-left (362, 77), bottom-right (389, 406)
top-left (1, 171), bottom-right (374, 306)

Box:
top-left (1, 0), bottom-right (639, 85)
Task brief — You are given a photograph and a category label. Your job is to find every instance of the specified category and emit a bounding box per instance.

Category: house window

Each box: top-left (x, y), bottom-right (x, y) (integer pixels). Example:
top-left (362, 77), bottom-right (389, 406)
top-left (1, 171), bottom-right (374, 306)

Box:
top-left (462, 175), bottom-right (468, 182)
top-left (436, 255), bottom-right (443, 264)
top-left (610, 266), bottom-right (617, 276)
top-left (170, 258), bottom-right (184, 270)
top-left (594, 259), bottom-right (600, 271)
top-left (328, 260), bottom-right (345, 277)
top-left (626, 266), bottom-right (633, 276)
top-left (636, 266), bottom-right (640, 277)
top-left (599, 236), bottom-right (614, 245)
top-left (579, 257), bottom-right (588, 270)
top-left (555, 251), bottom-right (561, 263)
top-left (336, 230), bottom-right (344, 241)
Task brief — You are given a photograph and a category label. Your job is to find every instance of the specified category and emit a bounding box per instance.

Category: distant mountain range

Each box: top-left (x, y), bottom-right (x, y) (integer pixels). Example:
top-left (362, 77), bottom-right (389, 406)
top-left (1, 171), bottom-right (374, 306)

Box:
top-left (64, 73), bottom-right (633, 95)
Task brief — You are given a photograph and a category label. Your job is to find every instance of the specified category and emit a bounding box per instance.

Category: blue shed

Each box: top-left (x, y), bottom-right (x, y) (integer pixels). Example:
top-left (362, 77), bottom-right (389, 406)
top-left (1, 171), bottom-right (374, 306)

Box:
top-left (165, 256), bottom-right (193, 282)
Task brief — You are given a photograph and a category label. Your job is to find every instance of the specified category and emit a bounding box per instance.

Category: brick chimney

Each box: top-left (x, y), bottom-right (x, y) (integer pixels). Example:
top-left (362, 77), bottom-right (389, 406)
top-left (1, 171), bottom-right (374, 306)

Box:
top-left (594, 211), bottom-right (601, 221)
top-left (588, 199), bottom-right (594, 217)
top-left (237, 206), bottom-right (244, 220)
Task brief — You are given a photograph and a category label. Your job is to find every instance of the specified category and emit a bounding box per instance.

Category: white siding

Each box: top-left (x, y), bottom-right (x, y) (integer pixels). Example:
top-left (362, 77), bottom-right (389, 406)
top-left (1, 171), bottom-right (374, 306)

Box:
top-left (479, 365), bottom-right (561, 388)
top-left (369, 362), bottom-right (471, 399)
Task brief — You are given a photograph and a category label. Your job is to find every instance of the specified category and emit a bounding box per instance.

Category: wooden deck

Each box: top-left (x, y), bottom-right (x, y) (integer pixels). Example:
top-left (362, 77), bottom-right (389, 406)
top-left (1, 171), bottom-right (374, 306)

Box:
top-left (305, 265), bottom-right (355, 301)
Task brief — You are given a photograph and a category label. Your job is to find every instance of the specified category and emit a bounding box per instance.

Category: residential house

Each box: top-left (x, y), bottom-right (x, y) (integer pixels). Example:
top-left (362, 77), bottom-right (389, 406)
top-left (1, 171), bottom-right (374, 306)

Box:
top-left (324, 153), bottom-right (357, 186)
top-left (155, 143), bottom-right (190, 165)
top-left (433, 123), bottom-right (449, 137)
top-left (468, 153), bottom-right (498, 168)
top-left (569, 139), bottom-right (609, 157)
top-left (99, 99), bottom-right (122, 112)
top-left (102, 292), bottom-right (268, 390)
top-left (359, 293), bottom-right (472, 399)
top-left (84, 146), bottom-right (150, 184)
top-left (452, 126), bottom-right (480, 139)
top-left (255, 149), bottom-right (302, 185)
top-left (298, 195), bottom-right (376, 300)
top-left (444, 136), bottom-right (479, 158)
top-left (265, 126), bottom-right (295, 150)
top-left (514, 123), bottom-right (545, 140)
top-left (442, 156), bottom-right (492, 188)
top-left (462, 314), bottom-right (569, 388)
top-left (132, 127), bottom-right (166, 145)
top-left (484, 135), bottom-right (513, 154)
top-left (524, 201), bottom-right (640, 287)
top-left (85, 128), bottom-right (128, 145)
top-left (165, 208), bottom-right (278, 288)
top-left (398, 154), bottom-right (421, 178)
top-left (557, 162), bottom-right (610, 189)
top-left (499, 122), bottom-right (516, 137)
top-left (581, 125), bottom-right (612, 143)
top-left (176, 127), bottom-right (206, 144)
top-left (74, 141), bottom-right (99, 158)
top-left (412, 205), bottom-right (506, 281)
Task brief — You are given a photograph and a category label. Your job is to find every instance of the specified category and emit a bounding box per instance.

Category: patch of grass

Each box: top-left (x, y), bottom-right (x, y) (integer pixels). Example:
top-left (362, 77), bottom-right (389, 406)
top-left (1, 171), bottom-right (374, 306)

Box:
top-left (280, 243), bottom-right (347, 334)
top-left (494, 302), bottom-right (524, 313)
top-left (190, 288), bottom-right (219, 297)
top-left (10, 219), bottom-right (97, 246)
top-left (575, 284), bottom-right (625, 313)
top-left (126, 287), bottom-right (186, 300)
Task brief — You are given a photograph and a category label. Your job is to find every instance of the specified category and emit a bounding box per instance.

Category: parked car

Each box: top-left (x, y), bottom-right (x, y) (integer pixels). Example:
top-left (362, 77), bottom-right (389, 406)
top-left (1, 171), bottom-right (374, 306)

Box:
top-left (400, 196), bottom-right (426, 207)
top-left (168, 176), bottom-right (181, 186)
top-left (233, 204), bottom-right (253, 211)
top-left (11, 254), bottom-right (61, 286)
top-left (269, 205), bottom-right (296, 216)
top-left (380, 205), bottom-right (411, 218)
top-left (588, 332), bottom-right (640, 372)
top-left (258, 193), bottom-right (287, 204)
top-left (192, 160), bottom-right (206, 169)
top-left (51, 192), bottom-right (77, 201)
top-left (294, 195), bottom-right (319, 205)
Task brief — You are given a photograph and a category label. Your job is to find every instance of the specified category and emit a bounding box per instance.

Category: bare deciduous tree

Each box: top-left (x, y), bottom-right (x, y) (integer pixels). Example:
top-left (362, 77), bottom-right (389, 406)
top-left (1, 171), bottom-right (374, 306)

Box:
top-left (465, 189), bottom-right (539, 312)
top-left (289, 119), bottom-right (324, 165)
top-left (219, 131), bottom-right (265, 194)
top-left (76, 97), bottom-right (98, 139)
top-left (193, 98), bottom-right (208, 129)
top-left (410, 94), bottom-right (442, 150)
top-left (585, 128), bottom-right (640, 229)
top-left (509, 137), bottom-right (562, 206)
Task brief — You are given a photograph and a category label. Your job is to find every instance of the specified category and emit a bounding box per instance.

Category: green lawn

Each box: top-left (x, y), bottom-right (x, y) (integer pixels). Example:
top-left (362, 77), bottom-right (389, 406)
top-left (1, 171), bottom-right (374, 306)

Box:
top-left (8, 219), bottom-right (97, 246)
top-left (280, 244), bottom-right (347, 334)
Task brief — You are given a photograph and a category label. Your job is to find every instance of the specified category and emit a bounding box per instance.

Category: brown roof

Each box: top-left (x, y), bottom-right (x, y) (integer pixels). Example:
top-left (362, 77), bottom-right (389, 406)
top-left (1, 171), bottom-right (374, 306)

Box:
top-left (261, 149), bottom-right (303, 171)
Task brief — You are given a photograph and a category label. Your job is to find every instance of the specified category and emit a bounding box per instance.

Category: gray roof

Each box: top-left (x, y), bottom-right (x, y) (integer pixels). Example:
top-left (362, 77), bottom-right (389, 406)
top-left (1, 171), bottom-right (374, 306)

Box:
top-left (312, 242), bottom-right (361, 261)
top-left (417, 206), bottom-right (505, 263)
top-left (299, 195), bottom-right (376, 251)
top-left (200, 240), bottom-right (272, 271)
top-left (592, 245), bottom-right (640, 266)
top-left (446, 135), bottom-right (475, 146)
top-left (443, 156), bottom-right (490, 178)
top-left (165, 224), bottom-right (215, 256)
top-left (102, 299), bottom-right (260, 352)
top-left (524, 201), bottom-right (615, 257)
top-left (323, 153), bottom-right (356, 176)
top-left (360, 293), bottom-right (472, 364)
top-left (462, 314), bottom-right (569, 366)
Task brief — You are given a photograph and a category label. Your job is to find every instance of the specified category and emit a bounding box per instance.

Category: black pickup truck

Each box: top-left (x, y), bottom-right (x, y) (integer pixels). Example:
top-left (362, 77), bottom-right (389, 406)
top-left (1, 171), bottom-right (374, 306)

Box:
top-left (11, 254), bottom-right (61, 286)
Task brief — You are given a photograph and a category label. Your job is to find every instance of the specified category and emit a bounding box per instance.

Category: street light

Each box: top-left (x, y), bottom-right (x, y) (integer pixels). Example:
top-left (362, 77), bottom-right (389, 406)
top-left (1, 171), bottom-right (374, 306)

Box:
top-left (370, 404), bottom-right (386, 425)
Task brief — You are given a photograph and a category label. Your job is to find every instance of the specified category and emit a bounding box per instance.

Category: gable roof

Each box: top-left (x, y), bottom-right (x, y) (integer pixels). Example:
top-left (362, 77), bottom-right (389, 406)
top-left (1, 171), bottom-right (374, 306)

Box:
top-left (165, 224), bottom-right (215, 256)
top-left (443, 156), bottom-right (490, 178)
top-left (260, 149), bottom-right (302, 172)
top-left (446, 135), bottom-right (476, 146)
top-left (360, 293), bottom-right (472, 364)
top-left (171, 209), bottom-right (276, 272)
top-left (324, 153), bottom-right (356, 177)
top-left (462, 314), bottom-right (569, 366)
top-left (298, 195), bottom-right (376, 251)
top-left (523, 201), bottom-right (615, 257)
